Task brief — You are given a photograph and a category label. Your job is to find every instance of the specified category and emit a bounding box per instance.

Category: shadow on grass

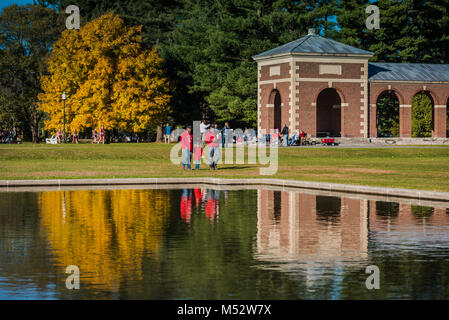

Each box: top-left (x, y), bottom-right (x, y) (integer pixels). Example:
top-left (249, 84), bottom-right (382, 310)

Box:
top-left (215, 166), bottom-right (254, 170)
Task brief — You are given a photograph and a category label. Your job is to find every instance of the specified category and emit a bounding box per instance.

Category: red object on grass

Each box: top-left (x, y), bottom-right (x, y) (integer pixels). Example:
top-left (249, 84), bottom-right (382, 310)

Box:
top-left (321, 138), bottom-right (334, 144)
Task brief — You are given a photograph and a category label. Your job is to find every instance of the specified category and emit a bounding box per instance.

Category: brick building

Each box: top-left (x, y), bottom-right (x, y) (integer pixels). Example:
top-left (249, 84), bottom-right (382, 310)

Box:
top-left (253, 29), bottom-right (449, 140)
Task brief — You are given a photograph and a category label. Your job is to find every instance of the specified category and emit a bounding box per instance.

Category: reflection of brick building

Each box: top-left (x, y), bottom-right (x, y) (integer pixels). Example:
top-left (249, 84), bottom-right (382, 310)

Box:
top-left (253, 29), bottom-right (449, 139)
top-left (256, 190), bottom-right (449, 266)
top-left (256, 190), bottom-right (369, 263)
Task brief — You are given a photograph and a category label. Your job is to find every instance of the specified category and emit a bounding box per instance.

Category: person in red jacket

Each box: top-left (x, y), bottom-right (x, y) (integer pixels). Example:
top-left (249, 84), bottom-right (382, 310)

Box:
top-left (180, 126), bottom-right (192, 170)
top-left (204, 126), bottom-right (220, 170)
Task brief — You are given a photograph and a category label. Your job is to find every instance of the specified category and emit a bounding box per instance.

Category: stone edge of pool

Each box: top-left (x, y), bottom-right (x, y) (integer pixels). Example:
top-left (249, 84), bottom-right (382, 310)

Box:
top-left (0, 178), bottom-right (448, 202)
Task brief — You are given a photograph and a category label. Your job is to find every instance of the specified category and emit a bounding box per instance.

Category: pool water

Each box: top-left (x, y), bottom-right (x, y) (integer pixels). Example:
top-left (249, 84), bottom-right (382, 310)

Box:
top-left (0, 187), bottom-right (448, 299)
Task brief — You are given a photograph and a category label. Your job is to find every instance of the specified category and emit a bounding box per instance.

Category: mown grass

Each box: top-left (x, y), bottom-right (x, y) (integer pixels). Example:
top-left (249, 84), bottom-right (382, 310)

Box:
top-left (1, 143), bottom-right (449, 192)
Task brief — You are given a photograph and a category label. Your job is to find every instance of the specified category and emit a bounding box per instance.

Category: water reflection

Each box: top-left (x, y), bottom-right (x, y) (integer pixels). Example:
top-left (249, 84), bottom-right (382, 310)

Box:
top-left (256, 190), bottom-right (369, 266)
top-left (0, 187), bottom-right (449, 299)
top-left (38, 189), bottom-right (170, 293)
top-left (180, 189), bottom-right (223, 223)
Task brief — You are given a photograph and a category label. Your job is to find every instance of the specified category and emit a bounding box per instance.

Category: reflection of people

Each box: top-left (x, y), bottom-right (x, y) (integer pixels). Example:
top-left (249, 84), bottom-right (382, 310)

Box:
top-left (193, 188), bottom-right (203, 206)
top-left (205, 189), bottom-right (219, 222)
top-left (205, 126), bottom-right (220, 170)
top-left (180, 189), bottom-right (192, 223)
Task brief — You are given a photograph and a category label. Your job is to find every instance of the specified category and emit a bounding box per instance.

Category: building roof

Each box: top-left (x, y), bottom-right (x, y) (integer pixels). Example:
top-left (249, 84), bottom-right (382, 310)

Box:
top-left (368, 62), bottom-right (449, 82)
top-left (253, 29), bottom-right (373, 59)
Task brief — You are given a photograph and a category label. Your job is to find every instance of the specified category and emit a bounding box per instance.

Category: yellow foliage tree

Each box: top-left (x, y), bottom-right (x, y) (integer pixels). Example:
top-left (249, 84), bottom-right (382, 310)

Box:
top-left (39, 12), bottom-right (171, 134)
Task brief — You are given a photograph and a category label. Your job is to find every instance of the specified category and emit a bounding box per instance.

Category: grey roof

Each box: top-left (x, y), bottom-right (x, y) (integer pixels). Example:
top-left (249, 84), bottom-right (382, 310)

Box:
top-left (368, 62), bottom-right (449, 82)
top-left (253, 34), bottom-right (373, 58)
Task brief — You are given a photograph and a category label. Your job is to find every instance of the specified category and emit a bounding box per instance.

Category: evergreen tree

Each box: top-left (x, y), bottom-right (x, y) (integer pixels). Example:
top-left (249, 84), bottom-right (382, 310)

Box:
top-left (412, 92), bottom-right (433, 137)
top-left (0, 4), bottom-right (64, 142)
top-left (376, 92), bottom-right (400, 137)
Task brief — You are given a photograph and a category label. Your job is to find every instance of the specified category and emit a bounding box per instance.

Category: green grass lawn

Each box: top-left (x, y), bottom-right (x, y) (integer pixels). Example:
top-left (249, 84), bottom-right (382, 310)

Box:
top-left (1, 143), bottom-right (449, 192)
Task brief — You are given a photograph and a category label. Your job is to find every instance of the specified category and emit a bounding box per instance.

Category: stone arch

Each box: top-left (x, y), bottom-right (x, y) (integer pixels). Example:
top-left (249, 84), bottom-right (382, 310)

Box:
top-left (314, 85), bottom-right (347, 105)
top-left (316, 88), bottom-right (342, 137)
top-left (268, 89), bottom-right (282, 131)
top-left (375, 90), bottom-right (400, 137)
top-left (412, 90), bottom-right (435, 137)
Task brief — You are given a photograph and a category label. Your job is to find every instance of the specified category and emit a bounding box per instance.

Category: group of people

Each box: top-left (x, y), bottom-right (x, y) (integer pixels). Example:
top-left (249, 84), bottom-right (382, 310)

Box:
top-left (52, 126), bottom-right (105, 144)
top-left (180, 122), bottom-right (222, 171)
top-left (272, 124), bottom-right (307, 146)
top-left (0, 128), bottom-right (18, 144)
top-left (91, 126), bottom-right (105, 144)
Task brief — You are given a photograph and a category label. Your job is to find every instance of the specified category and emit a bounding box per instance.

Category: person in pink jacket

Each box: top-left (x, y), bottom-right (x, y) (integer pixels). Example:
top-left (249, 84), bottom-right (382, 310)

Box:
top-left (180, 126), bottom-right (192, 170)
top-left (193, 143), bottom-right (203, 170)
top-left (204, 126), bottom-right (220, 170)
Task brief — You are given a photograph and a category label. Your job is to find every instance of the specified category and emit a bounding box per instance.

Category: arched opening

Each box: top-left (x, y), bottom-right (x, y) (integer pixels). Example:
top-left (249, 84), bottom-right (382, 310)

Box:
top-left (375, 201), bottom-right (399, 219)
top-left (447, 98), bottom-right (449, 137)
top-left (268, 89), bottom-right (282, 132)
top-left (316, 195), bottom-right (341, 225)
top-left (412, 91), bottom-right (434, 137)
top-left (316, 88), bottom-right (341, 137)
top-left (273, 90), bottom-right (281, 131)
top-left (376, 91), bottom-right (399, 137)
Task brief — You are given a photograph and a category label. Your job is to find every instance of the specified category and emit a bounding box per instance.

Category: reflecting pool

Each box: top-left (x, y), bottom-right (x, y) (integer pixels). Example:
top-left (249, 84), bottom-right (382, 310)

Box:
top-left (0, 186), bottom-right (449, 299)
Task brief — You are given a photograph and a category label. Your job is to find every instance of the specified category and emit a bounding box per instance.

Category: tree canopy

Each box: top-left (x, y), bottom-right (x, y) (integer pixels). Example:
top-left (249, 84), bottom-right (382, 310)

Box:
top-left (2, 0), bottom-right (449, 141)
top-left (38, 12), bottom-right (171, 134)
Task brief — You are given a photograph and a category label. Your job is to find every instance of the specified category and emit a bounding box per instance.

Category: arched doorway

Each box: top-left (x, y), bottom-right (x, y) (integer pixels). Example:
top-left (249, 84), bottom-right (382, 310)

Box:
top-left (376, 91), bottom-right (400, 137)
top-left (412, 91), bottom-right (434, 137)
top-left (273, 90), bottom-right (281, 131)
top-left (447, 98), bottom-right (449, 137)
top-left (316, 88), bottom-right (341, 137)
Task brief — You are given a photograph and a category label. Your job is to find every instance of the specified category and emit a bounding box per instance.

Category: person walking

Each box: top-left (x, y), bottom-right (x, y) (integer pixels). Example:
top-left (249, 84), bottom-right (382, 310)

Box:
top-left (57, 128), bottom-right (62, 144)
top-left (282, 124), bottom-right (289, 147)
top-left (222, 122), bottom-right (231, 148)
top-left (11, 127), bottom-right (17, 144)
top-left (92, 128), bottom-right (98, 144)
top-left (99, 125), bottom-right (105, 144)
top-left (193, 142), bottom-right (203, 170)
top-left (200, 120), bottom-right (209, 146)
top-left (181, 126), bottom-right (192, 170)
top-left (164, 123), bottom-right (171, 144)
top-left (72, 129), bottom-right (78, 144)
top-left (205, 126), bottom-right (220, 170)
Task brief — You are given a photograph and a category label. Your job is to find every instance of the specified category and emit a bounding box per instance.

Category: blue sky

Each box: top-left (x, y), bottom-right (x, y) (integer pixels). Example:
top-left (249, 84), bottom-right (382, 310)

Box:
top-left (0, 0), bottom-right (33, 13)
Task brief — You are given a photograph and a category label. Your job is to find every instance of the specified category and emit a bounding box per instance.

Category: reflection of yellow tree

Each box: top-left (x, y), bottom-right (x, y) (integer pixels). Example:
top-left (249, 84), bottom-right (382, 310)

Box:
top-left (39, 189), bottom-right (169, 292)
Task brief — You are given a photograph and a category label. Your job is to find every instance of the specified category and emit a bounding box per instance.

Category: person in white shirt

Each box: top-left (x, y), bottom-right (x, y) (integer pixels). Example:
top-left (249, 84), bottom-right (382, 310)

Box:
top-left (200, 120), bottom-right (210, 146)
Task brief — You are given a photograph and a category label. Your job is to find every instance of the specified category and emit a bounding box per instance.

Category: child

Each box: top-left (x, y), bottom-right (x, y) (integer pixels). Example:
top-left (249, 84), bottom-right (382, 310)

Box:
top-left (92, 128), bottom-right (97, 144)
top-left (193, 142), bottom-right (203, 170)
top-left (72, 129), bottom-right (78, 144)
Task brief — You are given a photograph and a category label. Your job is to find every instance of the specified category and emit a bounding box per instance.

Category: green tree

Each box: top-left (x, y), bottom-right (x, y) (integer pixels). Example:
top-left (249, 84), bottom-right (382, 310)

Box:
top-left (376, 92), bottom-right (399, 137)
top-left (0, 4), bottom-right (64, 142)
top-left (55, 0), bottom-right (181, 50)
top-left (412, 92), bottom-right (433, 137)
top-left (163, 0), bottom-right (327, 127)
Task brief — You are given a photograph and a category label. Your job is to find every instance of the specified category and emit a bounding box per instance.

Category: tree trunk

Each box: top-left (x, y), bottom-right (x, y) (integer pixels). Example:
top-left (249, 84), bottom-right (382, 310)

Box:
top-left (30, 110), bottom-right (42, 143)
top-left (31, 123), bottom-right (39, 143)
top-left (156, 125), bottom-right (163, 142)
